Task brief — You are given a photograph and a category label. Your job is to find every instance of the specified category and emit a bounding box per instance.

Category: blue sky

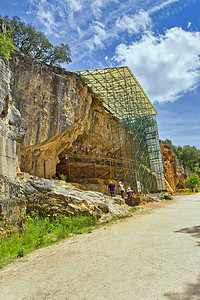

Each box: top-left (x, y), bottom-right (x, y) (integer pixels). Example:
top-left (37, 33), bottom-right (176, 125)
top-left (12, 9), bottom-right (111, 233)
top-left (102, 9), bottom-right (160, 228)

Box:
top-left (1, 0), bottom-right (200, 149)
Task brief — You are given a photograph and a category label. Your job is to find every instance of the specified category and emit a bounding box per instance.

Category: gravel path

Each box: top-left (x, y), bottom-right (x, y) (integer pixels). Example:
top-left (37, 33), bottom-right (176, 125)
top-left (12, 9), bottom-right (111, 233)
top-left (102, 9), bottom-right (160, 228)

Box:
top-left (0, 194), bottom-right (200, 300)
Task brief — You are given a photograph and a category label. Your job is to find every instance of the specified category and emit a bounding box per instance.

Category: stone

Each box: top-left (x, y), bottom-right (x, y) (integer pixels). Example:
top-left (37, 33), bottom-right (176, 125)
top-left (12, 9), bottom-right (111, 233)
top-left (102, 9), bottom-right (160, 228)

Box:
top-left (160, 143), bottom-right (197, 192)
top-left (21, 176), bottom-right (131, 220)
top-left (9, 52), bottom-right (115, 179)
top-left (0, 57), bottom-right (26, 178)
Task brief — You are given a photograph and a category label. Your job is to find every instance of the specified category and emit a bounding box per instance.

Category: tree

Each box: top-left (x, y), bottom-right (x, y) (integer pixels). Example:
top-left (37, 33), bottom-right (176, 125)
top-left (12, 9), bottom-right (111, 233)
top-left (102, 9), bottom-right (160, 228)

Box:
top-left (186, 173), bottom-right (200, 189)
top-left (162, 139), bottom-right (173, 146)
top-left (3, 16), bottom-right (71, 66)
top-left (177, 145), bottom-right (200, 170)
top-left (0, 17), bottom-right (16, 61)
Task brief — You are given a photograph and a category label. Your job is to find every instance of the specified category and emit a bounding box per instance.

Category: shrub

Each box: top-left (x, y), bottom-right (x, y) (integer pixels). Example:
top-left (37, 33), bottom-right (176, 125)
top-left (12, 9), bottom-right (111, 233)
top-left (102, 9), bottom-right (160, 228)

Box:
top-left (186, 174), bottom-right (200, 189)
top-left (164, 194), bottom-right (172, 200)
top-left (0, 213), bottom-right (97, 268)
top-left (0, 30), bottom-right (16, 61)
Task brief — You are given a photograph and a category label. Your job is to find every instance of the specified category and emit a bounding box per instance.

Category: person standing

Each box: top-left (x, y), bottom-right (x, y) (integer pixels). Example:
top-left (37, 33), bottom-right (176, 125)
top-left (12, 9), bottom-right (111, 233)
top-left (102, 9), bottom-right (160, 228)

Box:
top-left (118, 181), bottom-right (125, 199)
top-left (126, 187), bottom-right (135, 206)
top-left (108, 181), bottom-right (116, 197)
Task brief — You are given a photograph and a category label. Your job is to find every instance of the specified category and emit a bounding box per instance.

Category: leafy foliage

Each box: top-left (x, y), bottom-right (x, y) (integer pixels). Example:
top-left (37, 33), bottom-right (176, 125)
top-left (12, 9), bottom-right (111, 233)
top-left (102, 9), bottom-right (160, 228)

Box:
top-left (164, 194), bottom-right (172, 200)
top-left (0, 28), bottom-right (16, 61)
top-left (2, 16), bottom-right (71, 66)
top-left (162, 139), bottom-right (200, 170)
top-left (0, 213), bottom-right (97, 268)
top-left (185, 173), bottom-right (200, 189)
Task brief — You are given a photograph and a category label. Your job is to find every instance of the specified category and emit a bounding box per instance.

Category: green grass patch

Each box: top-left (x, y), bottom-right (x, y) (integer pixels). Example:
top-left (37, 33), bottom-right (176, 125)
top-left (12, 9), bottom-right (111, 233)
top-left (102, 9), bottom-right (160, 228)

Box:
top-left (164, 194), bottom-right (172, 200)
top-left (0, 214), bottom-right (97, 269)
top-left (130, 206), bottom-right (139, 213)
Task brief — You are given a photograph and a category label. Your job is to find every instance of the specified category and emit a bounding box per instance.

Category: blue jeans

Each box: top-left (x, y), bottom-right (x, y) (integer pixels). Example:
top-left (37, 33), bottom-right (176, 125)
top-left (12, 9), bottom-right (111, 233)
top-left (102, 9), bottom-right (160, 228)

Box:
top-left (110, 190), bottom-right (116, 197)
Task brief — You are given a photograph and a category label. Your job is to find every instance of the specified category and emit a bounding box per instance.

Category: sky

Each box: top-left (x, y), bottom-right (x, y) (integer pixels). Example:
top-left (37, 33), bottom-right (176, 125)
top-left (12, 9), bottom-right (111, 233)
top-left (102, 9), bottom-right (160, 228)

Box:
top-left (1, 0), bottom-right (200, 149)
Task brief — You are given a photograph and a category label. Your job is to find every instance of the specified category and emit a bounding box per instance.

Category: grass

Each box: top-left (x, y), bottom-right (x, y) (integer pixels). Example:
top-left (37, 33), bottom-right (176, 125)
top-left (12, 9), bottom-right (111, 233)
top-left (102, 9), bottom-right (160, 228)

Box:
top-left (130, 206), bottom-right (139, 213)
top-left (0, 207), bottom-right (140, 269)
top-left (0, 213), bottom-right (97, 269)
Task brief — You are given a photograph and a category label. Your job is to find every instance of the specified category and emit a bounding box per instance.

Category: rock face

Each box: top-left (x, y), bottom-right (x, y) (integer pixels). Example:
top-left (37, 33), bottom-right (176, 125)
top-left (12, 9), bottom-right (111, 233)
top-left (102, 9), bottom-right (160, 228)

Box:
top-left (0, 57), bottom-right (26, 224)
top-left (19, 174), bottom-right (130, 222)
top-left (160, 143), bottom-right (195, 191)
top-left (0, 176), bottom-right (26, 225)
top-left (0, 58), bottom-right (26, 178)
top-left (10, 52), bottom-right (113, 179)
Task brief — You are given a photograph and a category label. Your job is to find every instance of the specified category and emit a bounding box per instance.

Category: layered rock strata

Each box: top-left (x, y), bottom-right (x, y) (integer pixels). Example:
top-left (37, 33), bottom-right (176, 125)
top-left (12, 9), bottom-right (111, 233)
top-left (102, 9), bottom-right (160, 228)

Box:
top-left (160, 143), bottom-right (196, 191)
top-left (0, 57), bottom-right (26, 223)
top-left (10, 52), bottom-right (113, 179)
top-left (0, 58), bottom-right (26, 178)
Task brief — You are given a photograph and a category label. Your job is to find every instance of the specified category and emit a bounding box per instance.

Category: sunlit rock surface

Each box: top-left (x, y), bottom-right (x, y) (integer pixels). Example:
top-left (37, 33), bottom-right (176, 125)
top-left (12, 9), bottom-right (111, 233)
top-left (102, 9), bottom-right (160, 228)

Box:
top-left (10, 52), bottom-right (113, 179)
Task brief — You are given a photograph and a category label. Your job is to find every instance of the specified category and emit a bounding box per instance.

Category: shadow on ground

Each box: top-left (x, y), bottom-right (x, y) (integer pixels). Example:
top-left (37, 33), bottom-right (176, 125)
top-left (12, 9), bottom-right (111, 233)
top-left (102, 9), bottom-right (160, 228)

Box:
top-left (164, 226), bottom-right (200, 299)
top-left (164, 275), bottom-right (200, 299)
top-left (175, 225), bottom-right (200, 246)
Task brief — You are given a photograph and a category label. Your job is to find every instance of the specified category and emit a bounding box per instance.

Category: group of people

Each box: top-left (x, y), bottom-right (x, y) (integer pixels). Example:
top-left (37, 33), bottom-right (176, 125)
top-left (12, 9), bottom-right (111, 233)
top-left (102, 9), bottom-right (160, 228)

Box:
top-left (108, 181), bottom-right (135, 206)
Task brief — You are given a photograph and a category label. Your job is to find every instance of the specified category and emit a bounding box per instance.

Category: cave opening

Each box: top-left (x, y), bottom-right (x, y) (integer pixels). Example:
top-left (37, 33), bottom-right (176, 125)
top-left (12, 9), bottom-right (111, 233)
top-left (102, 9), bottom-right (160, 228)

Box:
top-left (56, 148), bottom-right (116, 184)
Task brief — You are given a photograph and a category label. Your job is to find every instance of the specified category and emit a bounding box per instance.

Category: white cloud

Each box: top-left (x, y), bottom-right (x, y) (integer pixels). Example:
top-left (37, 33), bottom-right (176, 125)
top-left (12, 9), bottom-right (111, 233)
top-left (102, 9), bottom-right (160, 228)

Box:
top-left (27, 0), bottom-right (196, 74)
top-left (85, 21), bottom-right (110, 52)
top-left (91, 0), bottom-right (119, 17)
top-left (148, 0), bottom-right (181, 14)
top-left (116, 10), bottom-right (152, 34)
top-left (66, 0), bottom-right (82, 12)
top-left (188, 21), bottom-right (191, 28)
top-left (114, 27), bottom-right (200, 103)
top-left (36, 2), bottom-right (57, 35)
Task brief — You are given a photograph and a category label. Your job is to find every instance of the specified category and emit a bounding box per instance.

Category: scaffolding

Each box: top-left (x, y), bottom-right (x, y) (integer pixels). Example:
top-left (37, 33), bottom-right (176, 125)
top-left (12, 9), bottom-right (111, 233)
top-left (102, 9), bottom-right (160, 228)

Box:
top-left (75, 66), bottom-right (166, 193)
top-left (57, 152), bottom-right (117, 182)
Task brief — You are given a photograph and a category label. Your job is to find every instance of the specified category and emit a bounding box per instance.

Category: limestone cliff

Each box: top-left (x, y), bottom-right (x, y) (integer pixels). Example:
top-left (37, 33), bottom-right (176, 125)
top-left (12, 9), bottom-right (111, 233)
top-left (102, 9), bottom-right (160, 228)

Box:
top-left (10, 52), bottom-right (113, 179)
top-left (160, 143), bottom-right (195, 191)
top-left (0, 57), bottom-right (27, 223)
top-left (0, 58), bottom-right (26, 178)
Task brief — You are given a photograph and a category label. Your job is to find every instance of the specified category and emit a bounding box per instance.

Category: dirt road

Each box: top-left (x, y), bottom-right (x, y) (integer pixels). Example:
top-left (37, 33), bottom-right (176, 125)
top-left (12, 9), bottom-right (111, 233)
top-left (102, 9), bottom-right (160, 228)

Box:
top-left (0, 194), bottom-right (200, 300)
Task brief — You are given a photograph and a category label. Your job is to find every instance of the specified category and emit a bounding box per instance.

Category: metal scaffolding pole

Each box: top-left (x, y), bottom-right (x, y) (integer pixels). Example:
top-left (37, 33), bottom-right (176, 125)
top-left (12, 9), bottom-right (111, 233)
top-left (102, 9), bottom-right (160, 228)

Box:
top-left (75, 66), bottom-right (166, 193)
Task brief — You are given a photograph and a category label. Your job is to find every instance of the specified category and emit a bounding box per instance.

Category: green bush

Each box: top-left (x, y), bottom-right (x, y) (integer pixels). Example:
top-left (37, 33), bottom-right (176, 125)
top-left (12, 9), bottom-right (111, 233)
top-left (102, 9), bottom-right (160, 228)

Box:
top-left (186, 174), bottom-right (200, 189)
top-left (164, 194), bottom-right (172, 200)
top-left (0, 213), bottom-right (97, 268)
top-left (0, 30), bottom-right (16, 61)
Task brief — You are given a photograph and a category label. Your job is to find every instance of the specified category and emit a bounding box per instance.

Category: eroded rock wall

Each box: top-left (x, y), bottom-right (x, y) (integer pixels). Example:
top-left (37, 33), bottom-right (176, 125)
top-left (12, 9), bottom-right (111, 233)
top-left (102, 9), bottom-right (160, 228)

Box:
top-left (10, 52), bottom-right (113, 179)
top-left (160, 143), bottom-right (196, 191)
top-left (0, 57), bottom-right (26, 178)
top-left (0, 57), bottom-right (27, 223)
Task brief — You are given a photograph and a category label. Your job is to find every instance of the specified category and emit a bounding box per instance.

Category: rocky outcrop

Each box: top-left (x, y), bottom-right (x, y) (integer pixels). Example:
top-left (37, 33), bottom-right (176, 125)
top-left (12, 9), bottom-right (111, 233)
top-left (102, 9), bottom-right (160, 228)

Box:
top-left (0, 57), bottom-right (26, 178)
top-left (0, 57), bottom-right (27, 224)
top-left (17, 174), bottom-right (130, 222)
top-left (160, 143), bottom-right (196, 191)
top-left (10, 52), bottom-right (113, 179)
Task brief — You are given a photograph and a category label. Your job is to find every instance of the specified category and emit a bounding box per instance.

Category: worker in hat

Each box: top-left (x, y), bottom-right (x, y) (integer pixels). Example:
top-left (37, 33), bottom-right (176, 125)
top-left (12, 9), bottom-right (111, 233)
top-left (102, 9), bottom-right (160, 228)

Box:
top-left (126, 187), bottom-right (135, 206)
top-left (108, 181), bottom-right (115, 197)
top-left (118, 181), bottom-right (125, 199)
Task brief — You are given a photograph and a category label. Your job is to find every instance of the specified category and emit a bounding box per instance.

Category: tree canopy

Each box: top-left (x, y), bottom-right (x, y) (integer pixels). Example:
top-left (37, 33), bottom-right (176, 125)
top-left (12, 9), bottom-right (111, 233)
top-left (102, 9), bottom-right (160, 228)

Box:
top-left (2, 16), bottom-right (71, 66)
top-left (162, 139), bottom-right (200, 170)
